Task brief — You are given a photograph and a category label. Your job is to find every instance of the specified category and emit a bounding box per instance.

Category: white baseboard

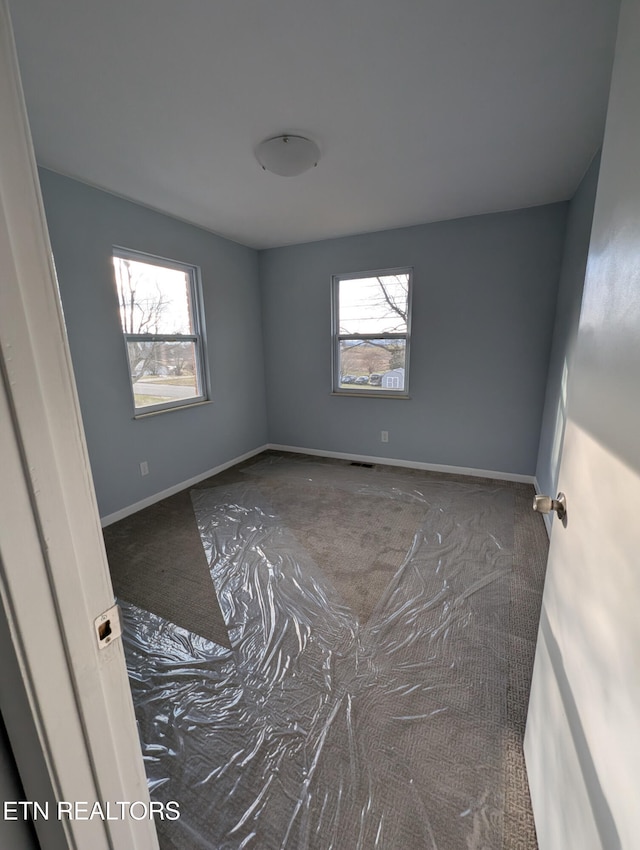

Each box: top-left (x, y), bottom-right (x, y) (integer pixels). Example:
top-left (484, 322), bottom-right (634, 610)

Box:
top-left (267, 443), bottom-right (536, 485)
top-left (101, 442), bottom-right (538, 527)
top-left (533, 477), bottom-right (553, 538)
top-left (100, 444), bottom-right (269, 527)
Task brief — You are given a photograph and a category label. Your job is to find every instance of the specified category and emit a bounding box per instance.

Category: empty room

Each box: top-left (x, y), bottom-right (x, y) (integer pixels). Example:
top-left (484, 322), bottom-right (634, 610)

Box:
top-left (2, 1), bottom-right (639, 849)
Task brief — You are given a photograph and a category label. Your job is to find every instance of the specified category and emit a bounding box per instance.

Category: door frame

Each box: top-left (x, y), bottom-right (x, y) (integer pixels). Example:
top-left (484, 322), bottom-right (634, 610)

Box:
top-left (0, 4), bottom-right (158, 848)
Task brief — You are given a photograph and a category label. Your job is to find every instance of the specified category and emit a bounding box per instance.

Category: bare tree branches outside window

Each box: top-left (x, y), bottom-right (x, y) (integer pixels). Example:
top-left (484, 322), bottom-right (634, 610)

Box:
top-left (112, 250), bottom-right (207, 412)
top-left (333, 270), bottom-right (412, 392)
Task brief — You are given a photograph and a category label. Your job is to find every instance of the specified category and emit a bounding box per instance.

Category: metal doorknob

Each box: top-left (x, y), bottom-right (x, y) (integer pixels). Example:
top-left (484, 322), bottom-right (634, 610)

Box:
top-left (533, 492), bottom-right (567, 521)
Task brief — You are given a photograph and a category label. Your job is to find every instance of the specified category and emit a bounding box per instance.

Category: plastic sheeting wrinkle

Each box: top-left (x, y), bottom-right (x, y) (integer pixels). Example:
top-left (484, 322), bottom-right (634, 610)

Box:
top-left (123, 464), bottom-right (514, 849)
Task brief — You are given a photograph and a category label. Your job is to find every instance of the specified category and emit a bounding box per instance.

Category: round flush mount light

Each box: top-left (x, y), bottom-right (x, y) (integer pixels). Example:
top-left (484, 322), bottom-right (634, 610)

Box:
top-left (255, 134), bottom-right (320, 176)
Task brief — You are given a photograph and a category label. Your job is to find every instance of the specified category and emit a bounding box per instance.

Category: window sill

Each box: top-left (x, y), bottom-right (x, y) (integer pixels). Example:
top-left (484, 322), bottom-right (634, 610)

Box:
top-left (133, 399), bottom-right (212, 419)
top-left (330, 391), bottom-right (411, 399)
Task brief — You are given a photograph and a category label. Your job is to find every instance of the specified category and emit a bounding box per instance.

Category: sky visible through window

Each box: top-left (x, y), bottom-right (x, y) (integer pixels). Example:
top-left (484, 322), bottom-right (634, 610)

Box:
top-left (113, 257), bottom-right (192, 336)
top-left (336, 271), bottom-right (410, 392)
top-left (112, 253), bottom-right (203, 411)
top-left (339, 273), bottom-right (409, 335)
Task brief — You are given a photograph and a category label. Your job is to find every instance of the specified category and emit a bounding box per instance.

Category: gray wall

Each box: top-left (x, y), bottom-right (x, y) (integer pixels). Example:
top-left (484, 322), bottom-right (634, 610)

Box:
top-left (535, 154), bottom-right (600, 499)
top-left (39, 170), bottom-right (267, 518)
top-left (260, 204), bottom-right (568, 475)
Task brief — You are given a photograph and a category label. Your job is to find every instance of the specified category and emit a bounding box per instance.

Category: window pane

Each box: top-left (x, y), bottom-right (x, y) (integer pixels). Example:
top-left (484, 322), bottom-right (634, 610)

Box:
top-left (127, 341), bottom-right (201, 408)
top-left (113, 256), bottom-right (193, 335)
top-left (339, 274), bottom-right (409, 335)
top-left (338, 339), bottom-right (406, 390)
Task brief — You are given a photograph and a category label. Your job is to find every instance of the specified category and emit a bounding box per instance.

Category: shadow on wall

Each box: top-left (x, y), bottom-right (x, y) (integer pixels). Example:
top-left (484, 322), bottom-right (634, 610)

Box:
top-left (539, 610), bottom-right (621, 850)
top-left (547, 359), bottom-right (570, 496)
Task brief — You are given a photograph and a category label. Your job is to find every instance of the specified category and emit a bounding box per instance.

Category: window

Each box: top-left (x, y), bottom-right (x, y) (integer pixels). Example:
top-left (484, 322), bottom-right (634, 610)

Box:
top-left (332, 268), bottom-right (412, 395)
top-left (112, 247), bottom-right (208, 415)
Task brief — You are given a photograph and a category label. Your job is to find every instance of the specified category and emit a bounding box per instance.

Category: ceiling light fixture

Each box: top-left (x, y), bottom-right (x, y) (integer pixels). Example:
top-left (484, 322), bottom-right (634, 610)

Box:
top-left (255, 134), bottom-right (320, 177)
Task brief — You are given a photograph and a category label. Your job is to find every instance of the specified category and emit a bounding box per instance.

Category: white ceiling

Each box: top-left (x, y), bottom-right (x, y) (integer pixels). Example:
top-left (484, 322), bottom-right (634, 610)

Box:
top-left (10, 0), bottom-right (619, 249)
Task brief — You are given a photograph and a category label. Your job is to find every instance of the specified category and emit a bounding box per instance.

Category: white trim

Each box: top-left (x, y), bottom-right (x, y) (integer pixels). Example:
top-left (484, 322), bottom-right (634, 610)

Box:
top-left (268, 443), bottom-right (536, 484)
top-left (331, 267), bottom-right (413, 397)
top-left (533, 477), bottom-right (553, 538)
top-left (112, 246), bottom-right (210, 417)
top-left (0, 5), bottom-right (158, 845)
top-left (101, 442), bottom-right (534, 528)
top-left (101, 444), bottom-right (269, 526)
top-left (101, 442), bottom-right (536, 529)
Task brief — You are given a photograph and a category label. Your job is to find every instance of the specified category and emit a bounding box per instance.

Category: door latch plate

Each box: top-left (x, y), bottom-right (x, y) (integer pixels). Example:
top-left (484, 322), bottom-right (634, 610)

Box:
top-left (94, 603), bottom-right (122, 650)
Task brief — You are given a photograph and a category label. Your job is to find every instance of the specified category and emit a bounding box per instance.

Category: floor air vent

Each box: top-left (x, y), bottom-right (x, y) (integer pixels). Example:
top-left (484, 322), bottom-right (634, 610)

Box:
top-left (350, 461), bottom-right (374, 468)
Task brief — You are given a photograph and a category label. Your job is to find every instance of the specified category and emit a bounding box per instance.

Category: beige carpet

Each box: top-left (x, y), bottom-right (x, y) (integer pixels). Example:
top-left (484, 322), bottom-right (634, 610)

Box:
top-left (104, 450), bottom-right (547, 849)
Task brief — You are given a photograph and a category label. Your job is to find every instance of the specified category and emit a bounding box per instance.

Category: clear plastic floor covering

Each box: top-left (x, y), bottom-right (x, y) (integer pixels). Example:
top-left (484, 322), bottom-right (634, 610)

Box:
top-left (122, 459), bottom-right (514, 849)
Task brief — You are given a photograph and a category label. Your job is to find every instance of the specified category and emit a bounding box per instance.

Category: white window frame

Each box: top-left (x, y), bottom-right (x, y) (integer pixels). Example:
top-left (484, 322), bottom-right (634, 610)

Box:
top-left (331, 267), bottom-right (413, 397)
top-left (112, 246), bottom-right (209, 416)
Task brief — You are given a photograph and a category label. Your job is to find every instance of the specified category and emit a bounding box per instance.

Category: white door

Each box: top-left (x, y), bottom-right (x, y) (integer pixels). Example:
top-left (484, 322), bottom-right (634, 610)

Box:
top-left (0, 3), bottom-right (158, 848)
top-left (524, 1), bottom-right (640, 848)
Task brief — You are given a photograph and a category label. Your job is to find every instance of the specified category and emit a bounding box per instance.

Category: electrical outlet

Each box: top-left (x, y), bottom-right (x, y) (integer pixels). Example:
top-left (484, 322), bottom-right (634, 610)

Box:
top-left (140, 461), bottom-right (149, 476)
top-left (381, 430), bottom-right (389, 443)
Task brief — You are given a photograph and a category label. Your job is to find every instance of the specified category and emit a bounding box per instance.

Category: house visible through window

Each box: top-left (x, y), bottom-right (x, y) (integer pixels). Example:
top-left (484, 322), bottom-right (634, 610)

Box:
top-left (332, 268), bottom-right (412, 394)
top-left (112, 248), bottom-right (208, 414)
